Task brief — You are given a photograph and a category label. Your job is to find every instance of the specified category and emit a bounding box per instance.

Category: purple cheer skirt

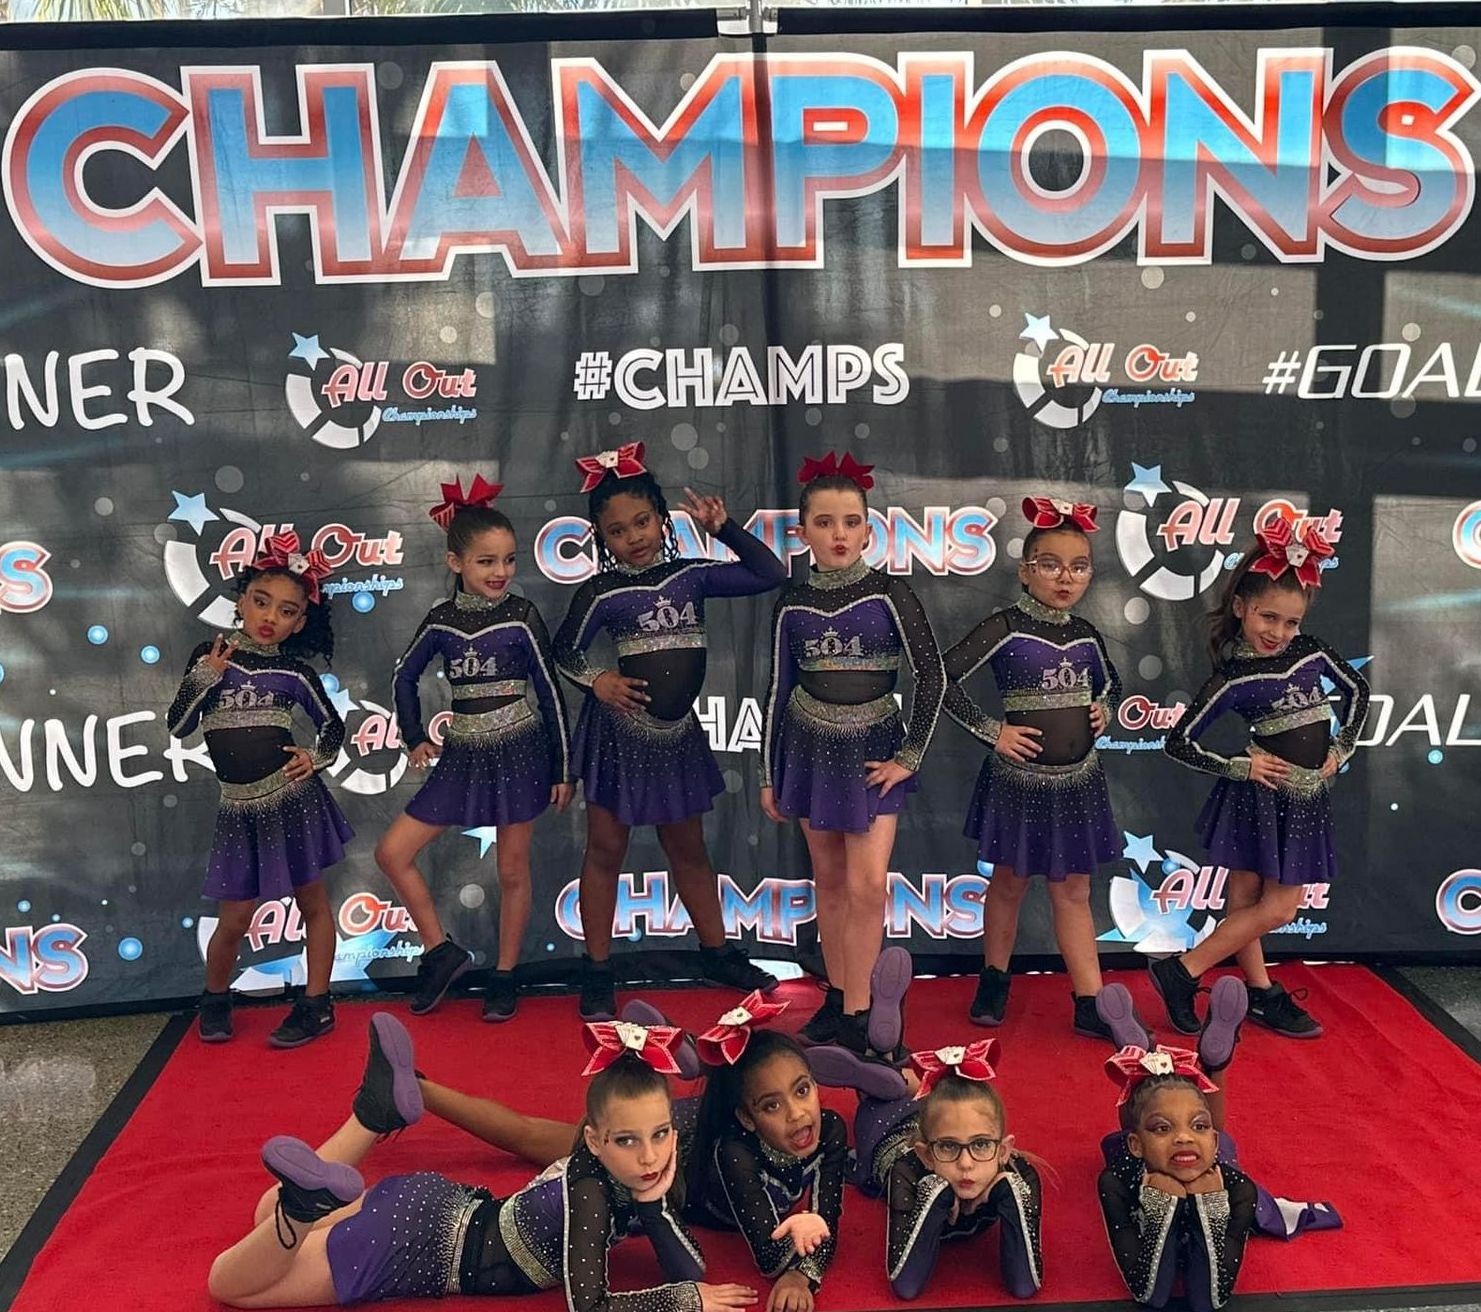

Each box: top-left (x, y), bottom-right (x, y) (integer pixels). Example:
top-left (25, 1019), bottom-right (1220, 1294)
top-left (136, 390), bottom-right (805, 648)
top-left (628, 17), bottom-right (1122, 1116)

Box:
top-left (573, 697), bottom-right (723, 826)
top-left (964, 749), bottom-right (1118, 879)
top-left (202, 771), bottom-right (353, 902)
top-left (405, 702), bottom-right (554, 828)
top-left (773, 689), bottom-right (916, 834)
top-left (1196, 768), bottom-right (1338, 887)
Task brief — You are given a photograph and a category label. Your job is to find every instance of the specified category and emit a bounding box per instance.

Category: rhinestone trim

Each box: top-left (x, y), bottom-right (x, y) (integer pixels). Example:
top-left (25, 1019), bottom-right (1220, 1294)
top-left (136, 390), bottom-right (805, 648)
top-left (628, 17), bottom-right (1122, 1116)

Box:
top-left (807, 558), bottom-right (871, 590)
top-left (1247, 744), bottom-right (1328, 797)
top-left (454, 590), bottom-right (511, 613)
top-left (1001, 688), bottom-right (1092, 713)
top-left (202, 707), bottom-right (295, 733)
top-left (453, 679), bottom-right (526, 701)
top-left (1250, 705), bottom-right (1332, 737)
top-left (615, 632), bottom-right (707, 658)
top-left (447, 700), bottom-right (538, 742)
top-left (790, 686), bottom-right (897, 728)
top-left (992, 749), bottom-right (1102, 786)
top-left (1014, 594), bottom-right (1072, 626)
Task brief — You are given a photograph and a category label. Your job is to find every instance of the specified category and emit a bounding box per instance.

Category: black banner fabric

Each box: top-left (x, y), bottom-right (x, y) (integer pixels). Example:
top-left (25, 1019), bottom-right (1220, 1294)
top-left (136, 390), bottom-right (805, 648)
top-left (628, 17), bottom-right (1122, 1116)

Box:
top-left (3, 21), bottom-right (1480, 1013)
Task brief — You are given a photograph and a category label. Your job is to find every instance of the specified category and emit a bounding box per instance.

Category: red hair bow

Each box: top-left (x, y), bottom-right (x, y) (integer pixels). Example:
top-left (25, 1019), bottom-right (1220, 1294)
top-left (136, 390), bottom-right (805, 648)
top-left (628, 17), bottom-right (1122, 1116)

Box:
top-left (252, 531), bottom-right (332, 604)
top-left (796, 451), bottom-right (875, 492)
top-left (1022, 496), bottom-right (1099, 534)
top-left (908, 1039), bottom-right (1001, 1099)
top-left (429, 474), bottom-right (502, 530)
top-left (581, 1020), bottom-right (686, 1077)
top-left (694, 990), bottom-right (790, 1066)
top-left (1105, 1044), bottom-right (1219, 1107)
top-left (1250, 516), bottom-right (1333, 590)
top-left (575, 442), bottom-right (648, 493)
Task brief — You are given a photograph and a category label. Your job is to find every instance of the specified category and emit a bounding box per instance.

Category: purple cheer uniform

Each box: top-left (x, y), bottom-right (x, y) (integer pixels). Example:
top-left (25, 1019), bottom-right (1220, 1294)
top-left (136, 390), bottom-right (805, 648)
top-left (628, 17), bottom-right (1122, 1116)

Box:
top-left (393, 590), bottom-right (571, 828)
top-left (1163, 635), bottom-right (1370, 886)
top-left (762, 558), bottom-right (945, 833)
top-left (554, 519), bottom-right (787, 827)
top-left (848, 1095), bottom-right (1042, 1300)
top-left (167, 635), bottom-right (353, 902)
top-left (943, 592), bottom-right (1122, 878)
top-left (324, 1142), bottom-right (705, 1308)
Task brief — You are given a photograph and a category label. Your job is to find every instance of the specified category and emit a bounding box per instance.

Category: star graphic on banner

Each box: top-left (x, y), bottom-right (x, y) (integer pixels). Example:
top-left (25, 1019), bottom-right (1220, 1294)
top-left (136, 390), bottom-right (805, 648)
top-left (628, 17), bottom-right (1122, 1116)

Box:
top-left (289, 333), bottom-right (330, 368)
top-left (1019, 313), bottom-right (1058, 352)
top-left (168, 491), bottom-right (218, 535)
top-left (1122, 831), bottom-right (1163, 874)
top-left (328, 686), bottom-right (357, 718)
top-left (462, 826), bottom-right (499, 858)
top-left (1124, 463), bottom-right (1172, 508)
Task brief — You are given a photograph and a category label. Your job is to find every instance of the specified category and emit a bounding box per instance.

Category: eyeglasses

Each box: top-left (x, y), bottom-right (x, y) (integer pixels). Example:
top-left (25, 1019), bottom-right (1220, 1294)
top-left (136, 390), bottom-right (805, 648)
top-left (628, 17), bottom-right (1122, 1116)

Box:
top-left (1027, 558), bottom-right (1093, 581)
top-left (926, 1136), bottom-right (1001, 1163)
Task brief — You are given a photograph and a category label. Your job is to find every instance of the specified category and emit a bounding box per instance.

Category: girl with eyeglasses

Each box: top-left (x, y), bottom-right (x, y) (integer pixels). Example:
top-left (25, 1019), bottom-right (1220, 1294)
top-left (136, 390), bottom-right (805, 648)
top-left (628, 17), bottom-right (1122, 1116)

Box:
top-left (811, 1039), bottom-right (1041, 1301)
top-left (942, 497), bottom-right (1142, 1041)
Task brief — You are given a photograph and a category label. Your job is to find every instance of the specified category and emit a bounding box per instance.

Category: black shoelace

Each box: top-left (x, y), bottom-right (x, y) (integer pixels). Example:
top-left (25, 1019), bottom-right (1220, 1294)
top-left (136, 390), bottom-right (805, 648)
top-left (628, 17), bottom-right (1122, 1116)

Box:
top-left (273, 1198), bottom-right (301, 1250)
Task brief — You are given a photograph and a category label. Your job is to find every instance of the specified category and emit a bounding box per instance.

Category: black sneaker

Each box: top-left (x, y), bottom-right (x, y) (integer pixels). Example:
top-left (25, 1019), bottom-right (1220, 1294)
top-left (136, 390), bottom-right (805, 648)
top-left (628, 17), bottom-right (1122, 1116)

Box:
top-left (1198, 976), bottom-right (1249, 1072)
top-left (353, 1012), bottom-right (423, 1135)
top-left (800, 987), bottom-right (844, 1045)
top-left (198, 990), bottom-right (233, 1043)
top-left (835, 1010), bottom-right (907, 1067)
top-left (579, 956), bottom-right (616, 1021)
top-left (269, 994), bottom-right (335, 1049)
top-left (409, 939), bottom-right (472, 1015)
top-left (1149, 956), bottom-right (1202, 1035)
top-left (1246, 980), bottom-right (1322, 1039)
top-left (969, 966), bottom-right (1011, 1027)
top-left (1072, 994), bottom-right (1113, 1041)
top-left (482, 970), bottom-right (518, 1024)
top-left (1084, 984), bottom-right (1153, 1048)
top-left (261, 1136), bottom-right (363, 1247)
top-left (699, 943), bottom-right (779, 994)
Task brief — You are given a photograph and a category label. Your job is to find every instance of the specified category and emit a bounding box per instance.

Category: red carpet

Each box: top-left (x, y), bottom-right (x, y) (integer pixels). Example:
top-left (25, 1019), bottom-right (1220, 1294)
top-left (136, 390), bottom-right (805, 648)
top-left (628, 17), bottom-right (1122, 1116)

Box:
top-left (8, 964), bottom-right (1481, 1311)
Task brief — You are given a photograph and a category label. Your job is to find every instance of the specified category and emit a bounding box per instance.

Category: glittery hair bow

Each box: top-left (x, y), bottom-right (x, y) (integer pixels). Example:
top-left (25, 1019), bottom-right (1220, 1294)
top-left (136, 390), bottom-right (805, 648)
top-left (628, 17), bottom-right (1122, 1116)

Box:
top-left (1022, 496), bottom-right (1099, 534)
top-left (1250, 516), bottom-right (1333, 590)
top-left (582, 1020), bottom-right (686, 1077)
top-left (796, 451), bottom-right (875, 492)
top-left (908, 1038), bottom-right (1001, 1099)
top-left (575, 442), bottom-right (648, 493)
top-left (694, 990), bottom-right (790, 1066)
top-left (1105, 1044), bottom-right (1219, 1107)
top-left (252, 531), bottom-right (332, 603)
top-left (429, 474), bottom-right (503, 530)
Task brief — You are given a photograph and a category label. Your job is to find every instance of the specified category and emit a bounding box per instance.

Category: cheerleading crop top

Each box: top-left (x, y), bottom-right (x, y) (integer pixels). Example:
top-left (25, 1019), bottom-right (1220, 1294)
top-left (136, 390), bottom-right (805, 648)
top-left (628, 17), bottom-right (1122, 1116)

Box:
top-left (459, 1143), bottom-right (704, 1312)
top-left (686, 1110), bottom-right (847, 1290)
top-left (1098, 1154), bottom-right (1257, 1310)
top-left (555, 519), bottom-right (788, 724)
top-left (392, 590), bottom-right (571, 780)
top-left (942, 593), bottom-right (1121, 767)
top-left (166, 636), bottom-right (344, 785)
top-left (761, 558), bottom-right (945, 785)
top-left (1163, 635), bottom-right (1370, 777)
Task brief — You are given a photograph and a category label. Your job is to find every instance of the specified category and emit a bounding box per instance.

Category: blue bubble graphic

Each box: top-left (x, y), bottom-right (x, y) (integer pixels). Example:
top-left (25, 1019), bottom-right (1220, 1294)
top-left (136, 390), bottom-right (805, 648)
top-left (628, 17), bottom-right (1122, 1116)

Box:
top-left (50, 914), bottom-right (60, 923)
top-left (976, 859), bottom-right (995, 879)
top-left (17, 900), bottom-right (31, 913)
top-left (87, 625), bottom-right (109, 645)
top-left (181, 916), bottom-right (195, 929)
top-left (118, 937), bottom-right (143, 961)
top-left (352, 592), bottom-right (376, 614)
top-left (1428, 749), bottom-right (1445, 765)
top-left (140, 645), bottom-right (161, 665)
top-left (545, 942), bottom-right (555, 952)
top-left (321, 673), bottom-right (341, 694)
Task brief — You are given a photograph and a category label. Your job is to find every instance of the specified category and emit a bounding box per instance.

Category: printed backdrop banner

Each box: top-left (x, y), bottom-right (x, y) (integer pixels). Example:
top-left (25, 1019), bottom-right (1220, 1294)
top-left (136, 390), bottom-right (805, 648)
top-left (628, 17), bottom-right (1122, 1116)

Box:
top-left (2, 21), bottom-right (1480, 1013)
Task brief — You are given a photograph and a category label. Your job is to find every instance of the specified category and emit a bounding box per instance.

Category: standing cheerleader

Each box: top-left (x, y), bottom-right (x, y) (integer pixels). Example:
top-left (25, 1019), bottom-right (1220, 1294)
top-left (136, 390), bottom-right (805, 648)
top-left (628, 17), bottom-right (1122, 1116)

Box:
top-left (376, 476), bottom-right (572, 1022)
top-left (555, 444), bottom-right (786, 1019)
top-left (1099, 978), bottom-right (1341, 1312)
top-left (207, 1015), bottom-right (759, 1312)
top-left (1155, 521), bottom-right (1369, 1039)
top-left (761, 453), bottom-right (945, 1057)
top-left (167, 532), bottom-right (352, 1048)
top-left (941, 496), bottom-right (1126, 1038)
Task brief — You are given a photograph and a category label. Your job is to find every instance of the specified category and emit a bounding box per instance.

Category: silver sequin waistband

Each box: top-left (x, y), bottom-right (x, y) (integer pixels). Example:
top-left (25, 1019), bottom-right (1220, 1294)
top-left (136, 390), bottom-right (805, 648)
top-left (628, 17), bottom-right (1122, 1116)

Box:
top-left (992, 749), bottom-right (1101, 784)
top-left (218, 768), bottom-right (305, 805)
top-left (603, 703), bottom-right (696, 738)
top-left (452, 679), bottom-right (526, 701)
top-left (445, 1190), bottom-right (489, 1295)
top-left (1250, 705), bottom-right (1332, 738)
top-left (616, 632), bottom-right (707, 658)
top-left (1247, 744), bottom-right (1329, 798)
top-left (202, 707), bottom-right (294, 733)
top-left (446, 700), bottom-right (537, 741)
top-left (790, 686), bottom-right (898, 728)
top-left (1002, 688), bottom-right (1091, 713)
